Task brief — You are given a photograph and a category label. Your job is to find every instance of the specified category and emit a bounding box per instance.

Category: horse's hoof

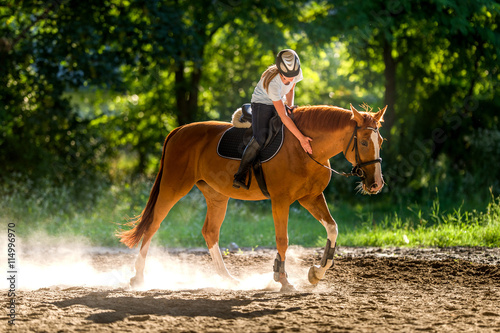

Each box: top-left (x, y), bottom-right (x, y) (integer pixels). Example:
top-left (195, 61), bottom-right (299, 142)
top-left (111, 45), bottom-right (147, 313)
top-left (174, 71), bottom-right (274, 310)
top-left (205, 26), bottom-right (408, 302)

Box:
top-left (280, 283), bottom-right (297, 293)
top-left (225, 275), bottom-right (241, 287)
top-left (130, 275), bottom-right (144, 289)
top-left (308, 266), bottom-right (321, 285)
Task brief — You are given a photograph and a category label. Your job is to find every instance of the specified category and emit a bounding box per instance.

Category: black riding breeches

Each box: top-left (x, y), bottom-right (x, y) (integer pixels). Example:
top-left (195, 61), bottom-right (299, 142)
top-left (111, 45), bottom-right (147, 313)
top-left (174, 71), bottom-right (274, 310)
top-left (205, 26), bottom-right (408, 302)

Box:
top-left (251, 103), bottom-right (277, 146)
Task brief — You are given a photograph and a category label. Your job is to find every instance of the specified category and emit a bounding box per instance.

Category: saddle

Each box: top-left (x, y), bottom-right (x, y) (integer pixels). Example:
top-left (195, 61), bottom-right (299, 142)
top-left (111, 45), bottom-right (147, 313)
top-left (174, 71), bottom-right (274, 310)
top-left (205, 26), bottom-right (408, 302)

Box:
top-left (217, 104), bottom-right (285, 197)
top-left (239, 103), bottom-right (253, 123)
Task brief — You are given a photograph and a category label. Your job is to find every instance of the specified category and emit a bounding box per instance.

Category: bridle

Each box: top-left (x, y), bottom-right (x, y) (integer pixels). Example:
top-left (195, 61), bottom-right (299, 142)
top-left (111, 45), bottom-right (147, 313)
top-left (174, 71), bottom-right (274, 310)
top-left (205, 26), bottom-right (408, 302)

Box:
top-left (307, 125), bottom-right (382, 179)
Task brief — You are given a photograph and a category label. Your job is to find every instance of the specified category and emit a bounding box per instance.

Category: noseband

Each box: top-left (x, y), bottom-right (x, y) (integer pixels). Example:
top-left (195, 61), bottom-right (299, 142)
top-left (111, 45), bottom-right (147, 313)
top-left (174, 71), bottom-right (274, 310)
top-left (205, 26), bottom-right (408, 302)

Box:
top-left (307, 125), bottom-right (382, 179)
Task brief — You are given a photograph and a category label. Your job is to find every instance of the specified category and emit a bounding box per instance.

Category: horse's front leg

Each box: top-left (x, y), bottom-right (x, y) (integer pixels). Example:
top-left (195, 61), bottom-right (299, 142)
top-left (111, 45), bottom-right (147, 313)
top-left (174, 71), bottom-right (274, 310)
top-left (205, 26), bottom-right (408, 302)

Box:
top-left (299, 193), bottom-right (338, 285)
top-left (272, 201), bottom-right (295, 292)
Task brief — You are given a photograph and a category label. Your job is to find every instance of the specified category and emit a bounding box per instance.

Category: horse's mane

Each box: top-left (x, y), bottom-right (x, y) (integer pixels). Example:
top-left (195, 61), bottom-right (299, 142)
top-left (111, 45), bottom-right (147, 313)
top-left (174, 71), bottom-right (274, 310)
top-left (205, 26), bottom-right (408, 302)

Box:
top-left (293, 105), bottom-right (378, 131)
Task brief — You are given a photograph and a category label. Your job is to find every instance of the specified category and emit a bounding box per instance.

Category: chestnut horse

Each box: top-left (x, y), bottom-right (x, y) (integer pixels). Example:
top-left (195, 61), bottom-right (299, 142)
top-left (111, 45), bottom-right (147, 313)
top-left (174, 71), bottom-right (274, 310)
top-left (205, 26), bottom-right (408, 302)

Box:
top-left (119, 104), bottom-right (386, 291)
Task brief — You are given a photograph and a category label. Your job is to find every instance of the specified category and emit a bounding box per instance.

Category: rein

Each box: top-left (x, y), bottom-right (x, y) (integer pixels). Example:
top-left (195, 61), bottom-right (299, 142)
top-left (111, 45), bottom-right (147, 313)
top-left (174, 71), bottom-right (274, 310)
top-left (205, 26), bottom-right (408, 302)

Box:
top-left (307, 126), bottom-right (382, 179)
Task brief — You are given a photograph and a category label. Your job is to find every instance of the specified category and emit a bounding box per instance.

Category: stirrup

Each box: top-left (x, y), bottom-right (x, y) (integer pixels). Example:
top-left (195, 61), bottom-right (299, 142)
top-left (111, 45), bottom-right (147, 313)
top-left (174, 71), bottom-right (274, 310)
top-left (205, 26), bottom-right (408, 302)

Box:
top-left (233, 171), bottom-right (251, 190)
top-left (233, 178), bottom-right (248, 190)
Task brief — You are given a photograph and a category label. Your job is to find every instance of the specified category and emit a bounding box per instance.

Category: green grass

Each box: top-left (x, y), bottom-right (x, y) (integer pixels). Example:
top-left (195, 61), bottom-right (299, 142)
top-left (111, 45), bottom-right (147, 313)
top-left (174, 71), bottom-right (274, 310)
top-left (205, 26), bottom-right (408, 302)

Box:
top-left (336, 189), bottom-right (500, 247)
top-left (2, 180), bottom-right (499, 249)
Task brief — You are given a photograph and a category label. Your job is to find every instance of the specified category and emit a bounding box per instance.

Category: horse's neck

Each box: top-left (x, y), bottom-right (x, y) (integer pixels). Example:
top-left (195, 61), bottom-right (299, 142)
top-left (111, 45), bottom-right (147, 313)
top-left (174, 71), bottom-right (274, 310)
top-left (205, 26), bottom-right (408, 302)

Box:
top-left (315, 125), bottom-right (352, 162)
top-left (296, 108), bottom-right (354, 162)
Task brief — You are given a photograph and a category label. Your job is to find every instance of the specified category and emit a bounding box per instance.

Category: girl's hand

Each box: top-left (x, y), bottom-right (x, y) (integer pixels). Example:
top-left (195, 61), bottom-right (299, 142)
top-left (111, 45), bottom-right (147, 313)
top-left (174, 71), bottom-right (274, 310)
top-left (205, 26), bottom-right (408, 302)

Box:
top-left (300, 136), bottom-right (313, 154)
top-left (272, 100), bottom-right (312, 154)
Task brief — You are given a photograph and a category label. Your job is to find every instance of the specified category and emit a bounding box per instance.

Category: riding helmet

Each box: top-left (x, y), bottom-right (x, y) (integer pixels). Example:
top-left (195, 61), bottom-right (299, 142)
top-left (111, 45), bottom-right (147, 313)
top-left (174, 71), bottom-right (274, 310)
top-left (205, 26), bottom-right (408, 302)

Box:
top-left (276, 49), bottom-right (301, 78)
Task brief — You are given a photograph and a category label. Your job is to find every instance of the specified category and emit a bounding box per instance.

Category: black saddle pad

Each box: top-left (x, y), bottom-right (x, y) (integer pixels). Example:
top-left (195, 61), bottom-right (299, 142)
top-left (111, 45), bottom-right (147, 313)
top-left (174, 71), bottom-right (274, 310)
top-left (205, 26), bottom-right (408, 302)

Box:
top-left (217, 125), bottom-right (284, 163)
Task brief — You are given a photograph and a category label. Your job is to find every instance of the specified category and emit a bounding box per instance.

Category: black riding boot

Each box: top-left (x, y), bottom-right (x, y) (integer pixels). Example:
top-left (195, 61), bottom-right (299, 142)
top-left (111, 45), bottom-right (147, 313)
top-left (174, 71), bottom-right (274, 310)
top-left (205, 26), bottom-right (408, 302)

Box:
top-left (233, 138), bottom-right (261, 189)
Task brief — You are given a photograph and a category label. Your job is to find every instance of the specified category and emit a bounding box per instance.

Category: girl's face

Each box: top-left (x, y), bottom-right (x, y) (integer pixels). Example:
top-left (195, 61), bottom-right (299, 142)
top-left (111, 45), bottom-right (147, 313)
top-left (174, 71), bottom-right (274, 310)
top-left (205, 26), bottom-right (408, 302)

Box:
top-left (280, 74), bottom-right (295, 84)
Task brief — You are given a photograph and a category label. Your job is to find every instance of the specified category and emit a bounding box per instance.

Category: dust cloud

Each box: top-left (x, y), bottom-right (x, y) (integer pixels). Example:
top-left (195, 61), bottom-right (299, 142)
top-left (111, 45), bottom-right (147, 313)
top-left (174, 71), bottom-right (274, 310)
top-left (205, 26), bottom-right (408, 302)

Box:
top-left (1, 232), bottom-right (314, 291)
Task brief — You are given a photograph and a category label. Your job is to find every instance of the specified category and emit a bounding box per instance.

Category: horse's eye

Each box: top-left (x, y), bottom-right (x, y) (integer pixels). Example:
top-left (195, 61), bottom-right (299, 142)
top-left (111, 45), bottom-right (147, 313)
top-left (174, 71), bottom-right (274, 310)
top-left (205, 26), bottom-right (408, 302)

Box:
top-left (361, 140), bottom-right (368, 147)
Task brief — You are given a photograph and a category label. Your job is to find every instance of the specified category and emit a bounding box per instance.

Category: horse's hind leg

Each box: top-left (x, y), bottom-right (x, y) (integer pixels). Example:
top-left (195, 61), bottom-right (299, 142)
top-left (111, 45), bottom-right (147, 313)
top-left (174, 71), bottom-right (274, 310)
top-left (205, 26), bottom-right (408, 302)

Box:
top-left (298, 193), bottom-right (338, 285)
top-left (196, 181), bottom-right (235, 282)
top-left (130, 201), bottom-right (173, 288)
top-left (131, 184), bottom-right (193, 288)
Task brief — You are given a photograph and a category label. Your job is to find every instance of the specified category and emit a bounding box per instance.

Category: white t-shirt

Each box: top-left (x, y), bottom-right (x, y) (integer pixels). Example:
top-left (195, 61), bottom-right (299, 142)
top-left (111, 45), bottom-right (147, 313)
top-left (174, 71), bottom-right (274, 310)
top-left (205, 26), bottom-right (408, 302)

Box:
top-left (251, 69), bottom-right (303, 105)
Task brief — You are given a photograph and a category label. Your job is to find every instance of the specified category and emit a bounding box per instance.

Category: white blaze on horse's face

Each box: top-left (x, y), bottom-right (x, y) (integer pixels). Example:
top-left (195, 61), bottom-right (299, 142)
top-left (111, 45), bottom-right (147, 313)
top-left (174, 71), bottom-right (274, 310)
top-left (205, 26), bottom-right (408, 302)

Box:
top-left (369, 129), bottom-right (384, 194)
top-left (356, 127), bottom-right (384, 194)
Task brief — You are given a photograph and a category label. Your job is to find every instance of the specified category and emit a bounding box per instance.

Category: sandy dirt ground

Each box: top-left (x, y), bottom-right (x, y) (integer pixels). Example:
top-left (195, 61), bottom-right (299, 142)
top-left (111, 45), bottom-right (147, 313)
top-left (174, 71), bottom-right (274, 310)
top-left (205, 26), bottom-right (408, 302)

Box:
top-left (2, 246), bottom-right (500, 332)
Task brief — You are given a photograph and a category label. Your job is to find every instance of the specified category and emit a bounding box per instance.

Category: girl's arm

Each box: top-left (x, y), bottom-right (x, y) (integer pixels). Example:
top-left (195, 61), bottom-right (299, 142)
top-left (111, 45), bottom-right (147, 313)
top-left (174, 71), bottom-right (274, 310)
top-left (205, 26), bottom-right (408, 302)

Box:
top-left (272, 99), bottom-right (313, 154)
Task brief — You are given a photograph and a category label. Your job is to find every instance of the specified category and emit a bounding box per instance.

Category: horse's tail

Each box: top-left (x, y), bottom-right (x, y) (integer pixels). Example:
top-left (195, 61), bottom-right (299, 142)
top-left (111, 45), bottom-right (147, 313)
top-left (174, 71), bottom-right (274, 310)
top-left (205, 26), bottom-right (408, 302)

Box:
top-left (118, 127), bottom-right (181, 248)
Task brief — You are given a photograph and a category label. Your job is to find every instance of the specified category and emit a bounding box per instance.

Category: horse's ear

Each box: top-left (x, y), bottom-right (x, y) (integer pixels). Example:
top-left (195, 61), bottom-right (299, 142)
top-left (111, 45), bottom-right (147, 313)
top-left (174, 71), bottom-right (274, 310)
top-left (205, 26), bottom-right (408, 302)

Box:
top-left (350, 104), bottom-right (364, 126)
top-left (373, 105), bottom-right (387, 124)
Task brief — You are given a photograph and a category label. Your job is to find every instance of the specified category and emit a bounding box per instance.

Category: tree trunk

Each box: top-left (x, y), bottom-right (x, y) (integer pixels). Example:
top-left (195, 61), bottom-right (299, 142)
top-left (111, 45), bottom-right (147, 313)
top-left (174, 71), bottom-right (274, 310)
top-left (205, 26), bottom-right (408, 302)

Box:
top-left (383, 38), bottom-right (397, 136)
top-left (175, 62), bottom-right (189, 126)
top-left (188, 67), bottom-right (201, 123)
top-left (174, 63), bottom-right (202, 126)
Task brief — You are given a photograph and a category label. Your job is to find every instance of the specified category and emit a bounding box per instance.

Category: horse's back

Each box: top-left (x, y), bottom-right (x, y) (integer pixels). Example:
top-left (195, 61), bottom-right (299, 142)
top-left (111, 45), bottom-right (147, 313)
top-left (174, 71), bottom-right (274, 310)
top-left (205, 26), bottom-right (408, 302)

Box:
top-left (165, 121), bottom-right (230, 151)
top-left (161, 121), bottom-right (233, 177)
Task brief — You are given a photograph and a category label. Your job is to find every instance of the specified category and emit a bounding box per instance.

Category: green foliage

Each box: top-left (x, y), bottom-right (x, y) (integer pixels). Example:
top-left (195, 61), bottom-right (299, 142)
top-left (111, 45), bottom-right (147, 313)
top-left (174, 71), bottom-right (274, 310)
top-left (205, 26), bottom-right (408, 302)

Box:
top-left (301, 0), bottom-right (500, 201)
top-left (1, 0), bottom-right (499, 245)
top-left (0, 0), bottom-right (140, 195)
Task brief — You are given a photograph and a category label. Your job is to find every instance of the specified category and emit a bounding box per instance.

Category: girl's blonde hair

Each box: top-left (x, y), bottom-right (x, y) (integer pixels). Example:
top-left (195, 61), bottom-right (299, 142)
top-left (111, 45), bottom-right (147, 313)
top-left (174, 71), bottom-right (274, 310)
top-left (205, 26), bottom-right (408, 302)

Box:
top-left (261, 64), bottom-right (280, 93)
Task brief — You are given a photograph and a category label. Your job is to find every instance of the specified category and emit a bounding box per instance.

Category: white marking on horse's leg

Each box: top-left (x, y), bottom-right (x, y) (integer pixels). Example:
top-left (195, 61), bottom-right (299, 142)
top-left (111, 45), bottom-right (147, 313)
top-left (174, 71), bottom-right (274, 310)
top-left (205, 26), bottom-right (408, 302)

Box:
top-left (309, 220), bottom-right (338, 284)
top-left (130, 239), bottom-right (151, 288)
top-left (322, 219), bottom-right (338, 245)
top-left (208, 242), bottom-right (236, 280)
top-left (134, 239), bottom-right (151, 276)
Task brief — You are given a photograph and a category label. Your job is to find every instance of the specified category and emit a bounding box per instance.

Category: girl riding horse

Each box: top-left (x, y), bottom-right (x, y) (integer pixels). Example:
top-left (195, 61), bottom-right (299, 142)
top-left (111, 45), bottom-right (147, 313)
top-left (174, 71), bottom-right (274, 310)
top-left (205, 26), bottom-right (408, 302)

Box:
top-left (233, 49), bottom-right (313, 189)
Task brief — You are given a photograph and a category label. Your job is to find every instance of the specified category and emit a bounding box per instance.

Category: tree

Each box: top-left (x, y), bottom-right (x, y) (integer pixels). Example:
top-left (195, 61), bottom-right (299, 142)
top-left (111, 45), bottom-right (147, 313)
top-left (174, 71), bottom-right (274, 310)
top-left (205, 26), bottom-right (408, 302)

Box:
top-left (0, 0), bottom-right (309, 187)
top-left (0, 0), bottom-right (147, 193)
top-left (305, 0), bottom-right (500, 198)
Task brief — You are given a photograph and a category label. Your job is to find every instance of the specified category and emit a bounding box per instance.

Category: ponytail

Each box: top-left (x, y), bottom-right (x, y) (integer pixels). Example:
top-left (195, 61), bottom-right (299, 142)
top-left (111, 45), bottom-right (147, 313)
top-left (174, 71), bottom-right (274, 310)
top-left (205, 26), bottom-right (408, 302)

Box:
top-left (261, 65), bottom-right (280, 93)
